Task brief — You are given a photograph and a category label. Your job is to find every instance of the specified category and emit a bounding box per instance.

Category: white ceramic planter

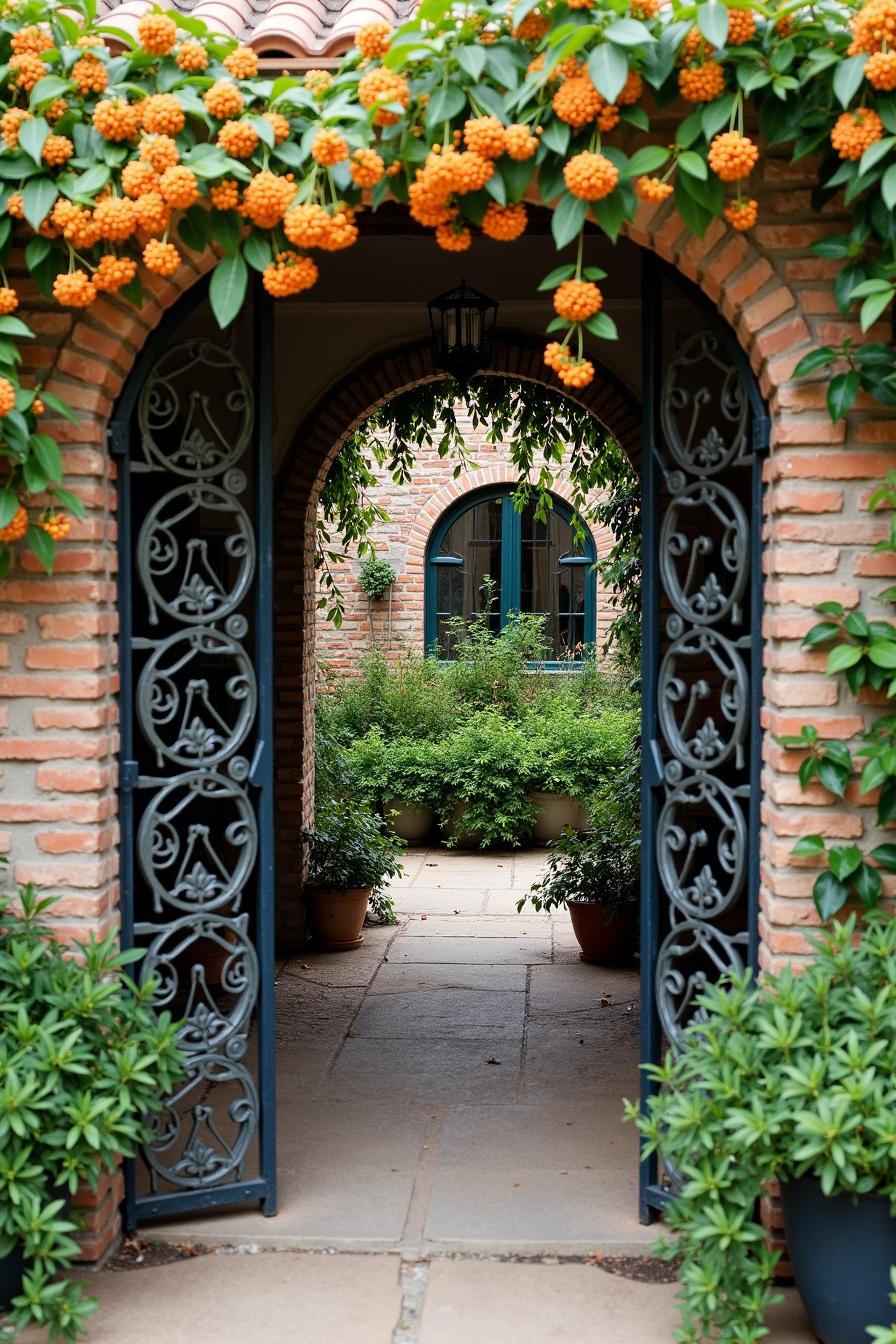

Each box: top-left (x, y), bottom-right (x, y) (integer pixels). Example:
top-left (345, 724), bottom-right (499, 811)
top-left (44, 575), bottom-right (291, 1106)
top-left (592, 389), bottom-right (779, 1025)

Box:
top-left (530, 791), bottom-right (589, 844)
top-left (384, 799), bottom-right (434, 844)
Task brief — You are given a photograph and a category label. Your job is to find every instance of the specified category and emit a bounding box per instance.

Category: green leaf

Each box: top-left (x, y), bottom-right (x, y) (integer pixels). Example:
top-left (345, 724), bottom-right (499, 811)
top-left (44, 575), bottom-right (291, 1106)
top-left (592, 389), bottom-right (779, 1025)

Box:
top-left (813, 870), bottom-right (849, 921)
top-left (540, 119), bottom-right (570, 157)
top-left (537, 264), bottom-right (577, 291)
top-left (21, 177), bottom-right (57, 231)
top-left (18, 117), bottom-right (49, 168)
top-left (209, 254), bottom-right (248, 329)
top-left (828, 845), bottom-right (863, 881)
top-left (603, 18), bottom-right (654, 46)
top-left (627, 146), bottom-right (670, 176)
top-left (29, 76), bottom-right (72, 108)
top-left (859, 135), bottom-right (896, 175)
top-left (456, 46), bottom-right (486, 81)
top-left (883, 163), bottom-right (896, 211)
top-left (65, 163), bottom-right (111, 199)
top-left (678, 151), bottom-right (708, 180)
top-left (585, 312), bottom-right (618, 341)
top-left (485, 45), bottom-right (521, 91)
top-left (827, 371), bottom-right (861, 420)
top-left (242, 232), bottom-right (273, 272)
top-left (25, 523), bottom-right (55, 575)
top-left (38, 390), bottom-right (78, 424)
top-left (792, 835), bottom-right (826, 858)
top-left (425, 82), bottom-right (466, 128)
top-left (673, 177), bottom-right (711, 237)
top-left (208, 209), bottom-right (242, 256)
top-left (0, 316), bottom-right (33, 340)
top-left (30, 434), bottom-right (62, 483)
top-left (697, 0), bottom-right (729, 47)
top-left (587, 43), bottom-right (629, 104)
top-left (0, 489), bottom-right (19, 529)
top-left (868, 639), bottom-right (896, 669)
top-left (817, 760), bottom-right (847, 798)
top-left (833, 54), bottom-right (868, 109)
top-left (551, 194), bottom-right (588, 250)
top-left (827, 642), bottom-right (863, 673)
top-left (592, 188), bottom-right (629, 243)
top-left (860, 290), bottom-right (894, 333)
top-left (178, 207), bottom-right (210, 255)
top-left (852, 862), bottom-right (882, 909)
top-left (794, 347), bottom-right (836, 377)
top-left (869, 842), bottom-right (896, 871)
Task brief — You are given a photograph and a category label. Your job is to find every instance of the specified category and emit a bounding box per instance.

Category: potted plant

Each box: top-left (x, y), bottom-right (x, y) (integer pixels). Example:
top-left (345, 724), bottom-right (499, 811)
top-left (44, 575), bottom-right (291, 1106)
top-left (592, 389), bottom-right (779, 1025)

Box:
top-left (438, 710), bottom-right (537, 849)
top-left (357, 554), bottom-right (396, 602)
top-left (524, 706), bottom-right (638, 843)
top-left (0, 884), bottom-right (183, 1342)
top-left (517, 821), bottom-right (638, 962)
top-left (303, 797), bottom-right (404, 950)
top-left (345, 731), bottom-right (442, 844)
top-left (632, 913), bottom-right (896, 1344)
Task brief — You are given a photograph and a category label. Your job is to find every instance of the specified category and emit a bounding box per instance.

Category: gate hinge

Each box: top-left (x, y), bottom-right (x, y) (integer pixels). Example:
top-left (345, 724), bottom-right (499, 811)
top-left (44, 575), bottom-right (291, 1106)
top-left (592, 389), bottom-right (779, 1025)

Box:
top-left (108, 421), bottom-right (129, 458)
top-left (751, 414), bottom-right (771, 455)
top-left (119, 760), bottom-right (139, 792)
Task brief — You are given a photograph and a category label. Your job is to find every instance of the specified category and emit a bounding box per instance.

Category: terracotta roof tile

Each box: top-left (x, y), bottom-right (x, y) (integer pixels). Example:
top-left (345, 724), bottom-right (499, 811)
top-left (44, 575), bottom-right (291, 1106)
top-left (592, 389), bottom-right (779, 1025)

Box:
top-left (98, 0), bottom-right (418, 56)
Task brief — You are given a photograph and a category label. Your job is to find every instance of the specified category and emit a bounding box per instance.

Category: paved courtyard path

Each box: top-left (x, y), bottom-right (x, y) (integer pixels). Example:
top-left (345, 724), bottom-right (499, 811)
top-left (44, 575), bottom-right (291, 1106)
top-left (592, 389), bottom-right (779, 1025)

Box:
top-left (54, 851), bottom-right (815, 1342)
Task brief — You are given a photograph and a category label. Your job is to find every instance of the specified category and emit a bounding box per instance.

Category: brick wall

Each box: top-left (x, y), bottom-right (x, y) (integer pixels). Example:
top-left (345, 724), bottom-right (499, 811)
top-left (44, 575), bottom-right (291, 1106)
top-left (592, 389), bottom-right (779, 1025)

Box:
top-left (313, 420), bottom-right (619, 673)
top-left (2, 149), bottom-right (895, 1256)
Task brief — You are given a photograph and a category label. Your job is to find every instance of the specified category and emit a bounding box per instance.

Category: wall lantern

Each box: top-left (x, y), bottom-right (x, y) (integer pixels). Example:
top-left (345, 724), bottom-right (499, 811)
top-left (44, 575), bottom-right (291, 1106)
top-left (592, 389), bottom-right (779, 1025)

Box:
top-left (427, 280), bottom-right (498, 386)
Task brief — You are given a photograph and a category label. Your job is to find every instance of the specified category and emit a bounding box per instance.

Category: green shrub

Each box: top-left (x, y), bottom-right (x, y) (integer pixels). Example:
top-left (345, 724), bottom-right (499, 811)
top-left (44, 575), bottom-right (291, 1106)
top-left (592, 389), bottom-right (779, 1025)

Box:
top-left (344, 731), bottom-right (445, 812)
top-left (0, 886), bottom-right (183, 1343)
top-left (357, 554), bottom-right (396, 600)
top-left (631, 913), bottom-right (896, 1344)
top-left (439, 710), bottom-right (537, 849)
top-left (303, 796), bottom-right (404, 923)
top-left (524, 703), bottom-right (639, 800)
top-left (441, 606), bottom-right (549, 716)
top-left (320, 649), bottom-right (457, 741)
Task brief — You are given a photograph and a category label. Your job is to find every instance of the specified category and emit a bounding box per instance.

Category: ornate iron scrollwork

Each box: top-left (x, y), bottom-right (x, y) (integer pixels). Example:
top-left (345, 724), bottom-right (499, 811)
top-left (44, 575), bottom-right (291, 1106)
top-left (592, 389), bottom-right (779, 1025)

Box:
top-left (129, 340), bottom-right (262, 1198)
top-left (653, 330), bottom-right (755, 1053)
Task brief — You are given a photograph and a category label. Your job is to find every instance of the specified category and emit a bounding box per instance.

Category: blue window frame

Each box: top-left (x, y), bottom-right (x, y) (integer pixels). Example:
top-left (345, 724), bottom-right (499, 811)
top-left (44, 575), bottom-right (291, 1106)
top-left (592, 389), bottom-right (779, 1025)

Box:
top-left (424, 486), bottom-right (596, 663)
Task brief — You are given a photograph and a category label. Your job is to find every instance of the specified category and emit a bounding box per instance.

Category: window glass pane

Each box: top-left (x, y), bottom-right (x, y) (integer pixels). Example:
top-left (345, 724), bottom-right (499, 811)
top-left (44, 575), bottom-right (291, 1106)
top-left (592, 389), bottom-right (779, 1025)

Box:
top-left (434, 498), bottom-right (502, 655)
top-left (519, 504), bottom-right (588, 660)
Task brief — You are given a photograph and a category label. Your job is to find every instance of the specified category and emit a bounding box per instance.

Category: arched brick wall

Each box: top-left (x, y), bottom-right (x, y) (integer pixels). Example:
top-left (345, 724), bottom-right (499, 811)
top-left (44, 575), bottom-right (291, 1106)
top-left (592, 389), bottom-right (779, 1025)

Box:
top-left (3, 169), bottom-right (895, 1254)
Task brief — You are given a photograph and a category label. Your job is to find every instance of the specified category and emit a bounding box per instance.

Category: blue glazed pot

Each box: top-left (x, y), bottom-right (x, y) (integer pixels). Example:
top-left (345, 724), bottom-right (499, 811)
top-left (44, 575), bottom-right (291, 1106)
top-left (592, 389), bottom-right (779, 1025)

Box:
top-left (781, 1176), bottom-right (896, 1344)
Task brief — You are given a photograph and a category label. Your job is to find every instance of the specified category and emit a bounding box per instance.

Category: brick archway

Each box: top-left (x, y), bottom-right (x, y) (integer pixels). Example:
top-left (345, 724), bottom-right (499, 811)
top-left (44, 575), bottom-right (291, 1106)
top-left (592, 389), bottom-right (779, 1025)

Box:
top-left (4, 182), bottom-right (895, 1255)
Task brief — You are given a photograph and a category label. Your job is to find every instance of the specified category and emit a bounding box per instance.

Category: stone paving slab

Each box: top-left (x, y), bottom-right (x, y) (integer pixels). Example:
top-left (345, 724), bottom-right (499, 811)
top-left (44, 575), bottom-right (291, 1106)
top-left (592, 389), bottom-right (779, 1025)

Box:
top-left (433, 1100), bottom-right (637, 1171)
top-left (392, 888), bottom-right (488, 914)
top-left (20, 1253), bottom-right (404, 1344)
top-left (322, 1037), bottom-right (523, 1101)
top-left (394, 860), bottom-right (515, 888)
top-left (350, 987), bottom-right (526, 1040)
top-left (422, 1168), bottom-right (650, 1253)
top-left (528, 964), bottom-right (641, 1023)
top-left (367, 962), bottom-right (528, 995)
top-left (417, 1262), bottom-right (815, 1344)
top-left (390, 934), bottom-right (553, 965)
top-left (399, 915), bottom-right (547, 938)
top-left (277, 1097), bottom-right (429, 1170)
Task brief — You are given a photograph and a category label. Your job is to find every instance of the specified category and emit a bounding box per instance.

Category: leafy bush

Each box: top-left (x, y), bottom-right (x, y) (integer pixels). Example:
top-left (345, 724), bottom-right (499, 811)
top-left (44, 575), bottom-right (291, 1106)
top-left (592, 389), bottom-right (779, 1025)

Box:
top-left (303, 797), bottom-right (404, 923)
top-left (357, 554), bottom-right (396, 600)
top-left (440, 605), bottom-right (550, 715)
top-left (320, 649), bottom-right (457, 742)
top-left (0, 885), bottom-right (183, 1343)
top-left (523, 702), bottom-right (639, 801)
top-left (344, 731), bottom-right (445, 812)
top-left (439, 711), bottom-right (537, 849)
top-left (630, 914), bottom-right (896, 1344)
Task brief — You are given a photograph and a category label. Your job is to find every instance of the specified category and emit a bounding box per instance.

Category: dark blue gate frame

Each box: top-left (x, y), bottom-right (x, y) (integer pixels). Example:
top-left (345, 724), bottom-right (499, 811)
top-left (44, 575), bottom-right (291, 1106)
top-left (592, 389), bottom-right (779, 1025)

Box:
top-left (111, 253), bottom-right (766, 1235)
top-left (113, 277), bottom-right (277, 1230)
top-left (638, 251), bottom-right (768, 1222)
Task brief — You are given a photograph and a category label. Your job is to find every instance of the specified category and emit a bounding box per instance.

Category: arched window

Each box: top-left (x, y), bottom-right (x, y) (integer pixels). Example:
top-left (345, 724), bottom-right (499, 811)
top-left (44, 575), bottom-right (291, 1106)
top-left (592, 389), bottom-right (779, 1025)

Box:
top-left (424, 487), bottom-right (597, 662)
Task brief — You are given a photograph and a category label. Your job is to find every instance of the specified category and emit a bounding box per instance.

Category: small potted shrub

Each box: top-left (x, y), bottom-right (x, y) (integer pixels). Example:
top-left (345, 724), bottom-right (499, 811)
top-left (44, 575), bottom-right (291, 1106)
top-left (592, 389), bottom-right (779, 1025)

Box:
top-left (632, 913), bottom-right (896, 1344)
top-left (357, 554), bottom-right (396, 602)
top-left (439, 710), bottom-right (536, 849)
top-left (345, 731), bottom-right (442, 844)
top-left (525, 706), bottom-right (638, 843)
top-left (303, 797), bottom-right (404, 950)
top-left (517, 824), bottom-right (638, 962)
top-left (0, 884), bottom-right (183, 1341)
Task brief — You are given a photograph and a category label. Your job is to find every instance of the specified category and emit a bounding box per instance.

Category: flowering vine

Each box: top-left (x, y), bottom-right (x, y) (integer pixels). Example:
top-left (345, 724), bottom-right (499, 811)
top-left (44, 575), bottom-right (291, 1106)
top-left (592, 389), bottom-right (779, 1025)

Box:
top-left (0, 0), bottom-right (895, 574)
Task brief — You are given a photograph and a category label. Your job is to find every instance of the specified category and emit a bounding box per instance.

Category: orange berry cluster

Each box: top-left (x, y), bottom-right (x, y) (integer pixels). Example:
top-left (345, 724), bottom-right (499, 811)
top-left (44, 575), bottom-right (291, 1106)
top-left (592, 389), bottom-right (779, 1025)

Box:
top-left (0, 377), bottom-right (16, 417)
top-left (563, 151), bottom-right (619, 201)
top-left (356, 21), bottom-right (391, 60)
top-left (830, 107), bottom-right (885, 159)
top-left (723, 197), bottom-right (758, 231)
top-left (543, 342), bottom-right (595, 389)
top-left (850, 0), bottom-right (896, 53)
top-left (0, 507), bottom-right (28, 544)
top-left (481, 202), bottom-right (528, 241)
top-left (708, 131), bottom-right (759, 181)
top-left (40, 511), bottom-right (71, 541)
top-left (357, 68), bottom-right (411, 126)
top-left (678, 60), bottom-right (726, 103)
top-left (262, 252), bottom-right (319, 297)
top-left (241, 170), bottom-right (297, 228)
top-left (553, 280), bottom-right (603, 322)
top-left (635, 175), bottom-right (673, 202)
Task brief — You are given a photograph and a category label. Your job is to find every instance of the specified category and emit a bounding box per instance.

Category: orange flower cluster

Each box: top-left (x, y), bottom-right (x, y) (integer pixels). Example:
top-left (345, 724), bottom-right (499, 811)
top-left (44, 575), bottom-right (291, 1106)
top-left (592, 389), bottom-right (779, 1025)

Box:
top-left (218, 120), bottom-right (259, 157)
top-left (850, 0), bottom-right (896, 53)
top-left (358, 68), bottom-right (410, 126)
top-left (830, 107), bottom-right (885, 158)
top-left (137, 12), bottom-right (177, 56)
top-left (563, 151), bottom-right (619, 201)
top-left (311, 128), bottom-right (349, 166)
top-left (42, 135), bottom-right (73, 166)
top-left (635, 175), bottom-right (673, 202)
top-left (505, 124), bottom-right (538, 159)
top-left (463, 116), bottom-right (506, 158)
top-left (160, 165), bottom-right (200, 208)
top-left (356, 21), bottom-right (391, 59)
top-left (543, 342), bottom-right (595, 389)
top-left (0, 507), bottom-right (28, 544)
top-left (140, 94), bottom-right (185, 137)
top-left (435, 221), bottom-right (472, 251)
top-left (72, 54), bottom-right (108, 95)
top-left (40, 511), bottom-right (71, 541)
top-left (224, 46), bottom-right (258, 79)
top-left (283, 204), bottom-right (358, 251)
top-left (93, 99), bottom-right (140, 141)
top-left (143, 240), bottom-right (181, 276)
top-left (52, 273), bottom-right (97, 308)
top-left (241, 170), bottom-right (296, 227)
top-left (176, 40), bottom-right (209, 72)
top-left (1, 107), bottom-right (30, 148)
top-left (204, 80), bottom-right (244, 120)
top-left (93, 255), bottom-right (138, 292)
top-left (262, 252), bottom-right (318, 297)
top-left (726, 9), bottom-right (757, 44)
top-left (140, 134), bottom-right (180, 172)
top-left (554, 279), bottom-right (602, 321)
top-left (481, 202), bottom-right (527, 241)
top-left (723, 197), bottom-right (758, 231)
top-left (867, 50), bottom-right (896, 88)
top-left (0, 288), bottom-right (19, 315)
top-left (0, 378), bottom-right (15, 417)
top-left (708, 131), bottom-right (759, 181)
top-left (350, 148), bottom-right (386, 187)
top-left (678, 60), bottom-right (726, 102)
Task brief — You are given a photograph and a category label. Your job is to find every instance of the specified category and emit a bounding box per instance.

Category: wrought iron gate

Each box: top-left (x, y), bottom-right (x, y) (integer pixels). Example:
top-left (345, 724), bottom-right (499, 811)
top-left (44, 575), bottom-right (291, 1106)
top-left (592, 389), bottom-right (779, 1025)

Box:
top-left (639, 255), bottom-right (767, 1221)
top-left (115, 285), bottom-right (277, 1226)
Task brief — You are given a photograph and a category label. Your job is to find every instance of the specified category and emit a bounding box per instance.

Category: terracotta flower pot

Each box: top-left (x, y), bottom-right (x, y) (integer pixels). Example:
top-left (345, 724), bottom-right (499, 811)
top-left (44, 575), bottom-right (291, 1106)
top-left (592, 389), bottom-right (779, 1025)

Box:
top-left (385, 799), bottom-right (434, 844)
top-left (530, 791), bottom-right (589, 844)
top-left (567, 899), bottom-right (637, 965)
top-left (305, 886), bottom-right (371, 951)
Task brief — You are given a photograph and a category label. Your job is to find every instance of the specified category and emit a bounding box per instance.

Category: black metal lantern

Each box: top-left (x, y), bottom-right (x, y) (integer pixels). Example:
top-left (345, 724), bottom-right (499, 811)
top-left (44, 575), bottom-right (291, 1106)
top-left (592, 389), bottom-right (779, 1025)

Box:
top-left (427, 280), bottom-right (498, 386)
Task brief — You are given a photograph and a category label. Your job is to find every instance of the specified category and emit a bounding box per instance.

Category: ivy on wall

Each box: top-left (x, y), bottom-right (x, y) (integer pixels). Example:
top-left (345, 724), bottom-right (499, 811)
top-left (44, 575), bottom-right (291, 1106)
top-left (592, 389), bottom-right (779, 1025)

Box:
top-left (0, 0), bottom-right (894, 579)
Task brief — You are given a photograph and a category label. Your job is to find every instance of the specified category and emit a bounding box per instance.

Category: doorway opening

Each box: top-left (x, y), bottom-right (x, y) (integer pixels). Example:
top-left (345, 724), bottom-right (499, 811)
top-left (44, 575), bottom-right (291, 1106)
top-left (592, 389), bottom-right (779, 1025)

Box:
top-left (113, 216), bottom-right (765, 1249)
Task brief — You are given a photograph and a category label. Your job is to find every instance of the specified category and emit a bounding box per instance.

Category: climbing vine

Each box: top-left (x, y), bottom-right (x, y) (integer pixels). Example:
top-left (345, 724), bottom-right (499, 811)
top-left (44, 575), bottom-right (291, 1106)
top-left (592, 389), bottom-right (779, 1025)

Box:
top-left (0, 0), bottom-right (895, 576)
